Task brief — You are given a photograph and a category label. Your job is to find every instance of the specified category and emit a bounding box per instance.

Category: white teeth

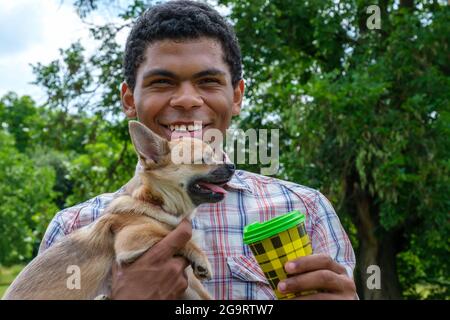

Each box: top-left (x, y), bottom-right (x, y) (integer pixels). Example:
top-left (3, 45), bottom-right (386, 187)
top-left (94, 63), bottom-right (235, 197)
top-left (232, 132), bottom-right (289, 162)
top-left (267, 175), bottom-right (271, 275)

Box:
top-left (167, 123), bottom-right (204, 132)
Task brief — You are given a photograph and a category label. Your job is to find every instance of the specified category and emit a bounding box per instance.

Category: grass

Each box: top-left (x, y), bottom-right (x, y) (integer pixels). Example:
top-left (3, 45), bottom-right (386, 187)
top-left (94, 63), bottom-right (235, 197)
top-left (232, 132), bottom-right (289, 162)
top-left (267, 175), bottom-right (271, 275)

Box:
top-left (0, 264), bottom-right (25, 298)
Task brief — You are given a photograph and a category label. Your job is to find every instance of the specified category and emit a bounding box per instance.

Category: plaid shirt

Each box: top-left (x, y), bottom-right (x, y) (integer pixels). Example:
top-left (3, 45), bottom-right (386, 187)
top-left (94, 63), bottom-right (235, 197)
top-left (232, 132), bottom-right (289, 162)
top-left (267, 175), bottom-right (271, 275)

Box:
top-left (39, 169), bottom-right (356, 300)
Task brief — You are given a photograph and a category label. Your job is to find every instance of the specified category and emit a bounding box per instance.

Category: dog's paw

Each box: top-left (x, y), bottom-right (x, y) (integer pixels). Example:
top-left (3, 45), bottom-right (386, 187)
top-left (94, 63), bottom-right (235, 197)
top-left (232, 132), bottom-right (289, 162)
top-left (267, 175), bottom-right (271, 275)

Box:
top-left (192, 259), bottom-right (213, 281)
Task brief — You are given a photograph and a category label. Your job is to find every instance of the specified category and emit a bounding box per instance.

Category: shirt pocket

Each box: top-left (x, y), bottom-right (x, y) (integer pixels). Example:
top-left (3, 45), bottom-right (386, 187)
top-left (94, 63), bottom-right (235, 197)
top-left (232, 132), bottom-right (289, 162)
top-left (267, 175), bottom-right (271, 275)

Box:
top-left (226, 255), bottom-right (275, 299)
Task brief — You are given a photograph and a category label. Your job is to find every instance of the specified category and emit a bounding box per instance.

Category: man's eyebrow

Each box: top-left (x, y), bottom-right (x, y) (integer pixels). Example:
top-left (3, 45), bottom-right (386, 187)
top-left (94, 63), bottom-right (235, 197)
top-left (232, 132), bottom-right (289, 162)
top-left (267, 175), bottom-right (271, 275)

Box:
top-left (192, 68), bottom-right (226, 78)
top-left (141, 68), bottom-right (226, 80)
top-left (142, 69), bottom-right (177, 80)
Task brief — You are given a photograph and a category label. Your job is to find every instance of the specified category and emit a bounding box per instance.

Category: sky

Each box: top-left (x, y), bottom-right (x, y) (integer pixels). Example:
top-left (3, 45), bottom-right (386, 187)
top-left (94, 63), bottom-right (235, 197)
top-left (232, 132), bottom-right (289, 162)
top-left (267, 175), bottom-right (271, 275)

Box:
top-left (0, 0), bottom-right (128, 103)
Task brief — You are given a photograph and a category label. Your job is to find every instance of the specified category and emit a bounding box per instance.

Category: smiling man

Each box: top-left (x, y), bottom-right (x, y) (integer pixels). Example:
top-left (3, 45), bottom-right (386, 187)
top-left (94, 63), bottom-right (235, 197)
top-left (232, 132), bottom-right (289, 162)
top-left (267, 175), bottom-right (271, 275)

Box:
top-left (39, 0), bottom-right (357, 300)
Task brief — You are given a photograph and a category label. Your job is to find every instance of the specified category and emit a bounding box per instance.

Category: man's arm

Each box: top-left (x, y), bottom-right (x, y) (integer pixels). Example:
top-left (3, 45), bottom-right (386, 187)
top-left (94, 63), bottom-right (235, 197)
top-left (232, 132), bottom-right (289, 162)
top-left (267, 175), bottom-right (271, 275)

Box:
top-left (38, 213), bottom-right (66, 255)
top-left (39, 195), bottom-right (115, 255)
top-left (278, 191), bottom-right (357, 299)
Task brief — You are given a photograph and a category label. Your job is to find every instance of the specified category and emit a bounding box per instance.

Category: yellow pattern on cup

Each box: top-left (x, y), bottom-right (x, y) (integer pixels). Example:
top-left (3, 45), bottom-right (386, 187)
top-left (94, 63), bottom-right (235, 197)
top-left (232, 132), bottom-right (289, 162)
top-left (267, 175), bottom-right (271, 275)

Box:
top-left (244, 210), bottom-right (313, 299)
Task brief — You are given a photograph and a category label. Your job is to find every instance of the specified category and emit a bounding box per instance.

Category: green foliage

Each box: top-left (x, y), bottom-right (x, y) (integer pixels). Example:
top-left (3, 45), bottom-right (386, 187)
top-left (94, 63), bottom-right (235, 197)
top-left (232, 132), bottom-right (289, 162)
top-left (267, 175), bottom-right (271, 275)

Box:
top-left (0, 93), bottom-right (44, 153)
top-left (0, 94), bottom-right (135, 264)
top-left (0, 129), bottom-right (58, 265)
top-left (64, 120), bottom-right (136, 207)
top-left (220, 0), bottom-right (449, 298)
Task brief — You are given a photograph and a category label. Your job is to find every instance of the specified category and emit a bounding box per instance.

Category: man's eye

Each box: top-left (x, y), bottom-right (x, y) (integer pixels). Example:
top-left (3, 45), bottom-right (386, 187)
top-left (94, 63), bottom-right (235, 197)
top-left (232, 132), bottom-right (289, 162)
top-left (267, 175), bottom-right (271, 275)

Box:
top-left (199, 78), bottom-right (220, 85)
top-left (149, 79), bottom-right (172, 86)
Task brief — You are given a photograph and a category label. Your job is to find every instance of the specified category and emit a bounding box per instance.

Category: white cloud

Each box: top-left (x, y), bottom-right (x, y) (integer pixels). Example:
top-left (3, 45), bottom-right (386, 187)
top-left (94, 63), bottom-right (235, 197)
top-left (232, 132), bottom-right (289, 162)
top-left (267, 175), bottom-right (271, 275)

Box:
top-left (0, 0), bottom-right (125, 102)
top-left (0, 1), bottom-right (45, 55)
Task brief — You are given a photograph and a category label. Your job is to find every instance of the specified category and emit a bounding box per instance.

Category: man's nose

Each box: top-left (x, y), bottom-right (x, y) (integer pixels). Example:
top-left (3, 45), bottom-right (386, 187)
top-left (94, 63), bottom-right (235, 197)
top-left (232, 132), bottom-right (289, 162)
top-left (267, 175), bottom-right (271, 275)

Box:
top-left (170, 82), bottom-right (203, 110)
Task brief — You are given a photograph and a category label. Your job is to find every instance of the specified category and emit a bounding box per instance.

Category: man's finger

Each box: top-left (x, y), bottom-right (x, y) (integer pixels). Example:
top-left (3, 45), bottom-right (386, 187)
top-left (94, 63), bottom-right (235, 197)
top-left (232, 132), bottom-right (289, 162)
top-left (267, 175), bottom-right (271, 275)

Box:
top-left (149, 219), bottom-right (193, 260)
top-left (171, 256), bottom-right (191, 274)
top-left (278, 270), bottom-right (350, 294)
top-left (293, 292), bottom-right (343, 300)
top-left (285, 253), bottom-right (347, 275)
top-left (112, 261), bottom-right (118, 274)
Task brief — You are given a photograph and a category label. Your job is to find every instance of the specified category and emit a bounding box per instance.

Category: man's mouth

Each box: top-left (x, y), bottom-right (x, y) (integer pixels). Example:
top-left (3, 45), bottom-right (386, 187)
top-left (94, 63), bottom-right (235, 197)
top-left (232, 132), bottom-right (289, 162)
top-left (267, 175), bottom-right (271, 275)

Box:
top-left (166, 123), bottom-right (203, 133)
top-left (160, 122), bottom-right (211, 139)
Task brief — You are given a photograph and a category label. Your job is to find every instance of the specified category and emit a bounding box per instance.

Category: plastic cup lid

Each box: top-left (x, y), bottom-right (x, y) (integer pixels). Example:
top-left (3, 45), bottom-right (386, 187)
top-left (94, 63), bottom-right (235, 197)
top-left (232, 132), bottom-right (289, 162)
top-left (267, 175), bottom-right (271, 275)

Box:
top-left (243, 210), bottom-right (305, 244)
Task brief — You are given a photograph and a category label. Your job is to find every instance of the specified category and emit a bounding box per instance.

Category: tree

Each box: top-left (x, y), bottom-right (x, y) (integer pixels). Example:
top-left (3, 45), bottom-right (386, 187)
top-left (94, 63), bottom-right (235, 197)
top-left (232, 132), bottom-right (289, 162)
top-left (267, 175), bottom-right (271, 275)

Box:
top-left (0, 129), bottom-right (58, 265)
top-left (219, 0), bottom-right (449, 299)
top-left (29, 7), bottom-right (139, 207)
top-left (0, 93), bottom-right (133, 264)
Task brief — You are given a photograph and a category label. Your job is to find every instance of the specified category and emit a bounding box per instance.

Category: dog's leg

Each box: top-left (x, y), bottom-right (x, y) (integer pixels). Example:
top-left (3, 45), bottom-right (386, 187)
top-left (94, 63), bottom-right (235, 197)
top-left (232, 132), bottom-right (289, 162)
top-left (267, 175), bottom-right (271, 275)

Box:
top-left (178, 243), bottom-right (213, 281)
top-left (179, 266), bottom-right (212, 300)
top-left (184, 266), bottom-right (212, 300)
top-left (114, 222), bottom-right (167, 265)
top-left (114, 222), bottom-right (212, 281)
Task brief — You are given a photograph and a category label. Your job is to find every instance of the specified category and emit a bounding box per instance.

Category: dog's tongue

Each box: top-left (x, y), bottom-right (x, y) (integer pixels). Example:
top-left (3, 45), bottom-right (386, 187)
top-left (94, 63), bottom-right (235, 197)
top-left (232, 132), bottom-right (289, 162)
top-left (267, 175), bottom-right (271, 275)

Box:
top-left (198, 182), bottom-right (227, 195)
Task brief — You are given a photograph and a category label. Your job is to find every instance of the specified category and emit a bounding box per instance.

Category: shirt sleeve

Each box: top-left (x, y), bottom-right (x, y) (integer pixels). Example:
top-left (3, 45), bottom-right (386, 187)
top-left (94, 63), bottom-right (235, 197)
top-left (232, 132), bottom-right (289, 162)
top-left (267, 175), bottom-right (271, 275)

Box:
top-left (38, 211), bottom-right (67, 255)
top-left (37, 191), bottom-right (119, 255)
top-left (310, 191), bottom-right (356, 279)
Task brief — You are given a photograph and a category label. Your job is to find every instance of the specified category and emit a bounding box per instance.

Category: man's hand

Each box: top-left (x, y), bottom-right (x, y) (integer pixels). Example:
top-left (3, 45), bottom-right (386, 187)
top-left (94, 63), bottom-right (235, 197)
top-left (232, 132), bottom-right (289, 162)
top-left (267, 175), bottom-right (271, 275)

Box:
top-left (111, 219), bottom-right (192, 300)
top-left (277, 254), bottom-right (357, 300)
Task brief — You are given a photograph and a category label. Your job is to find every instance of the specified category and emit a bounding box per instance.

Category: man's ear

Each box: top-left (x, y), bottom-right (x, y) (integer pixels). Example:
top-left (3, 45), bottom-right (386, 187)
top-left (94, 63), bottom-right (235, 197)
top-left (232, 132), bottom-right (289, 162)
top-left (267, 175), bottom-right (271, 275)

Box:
top-left (121, 82), bottom-right (137, 118)
top-left (231, 79), bottom-right (245, 116)
top-left (128, 121), bottom-right (170, 167)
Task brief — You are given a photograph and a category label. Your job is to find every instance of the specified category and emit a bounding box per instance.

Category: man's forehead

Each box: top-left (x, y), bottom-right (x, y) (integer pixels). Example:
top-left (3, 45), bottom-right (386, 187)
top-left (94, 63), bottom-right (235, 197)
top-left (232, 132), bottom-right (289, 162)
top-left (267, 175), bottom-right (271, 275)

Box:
top-left (138, 38), bottom-right (230, 80)
top-left (148, 37), bottom-right (221, 51)
top-left (144, 37), bottom-right (223, 60)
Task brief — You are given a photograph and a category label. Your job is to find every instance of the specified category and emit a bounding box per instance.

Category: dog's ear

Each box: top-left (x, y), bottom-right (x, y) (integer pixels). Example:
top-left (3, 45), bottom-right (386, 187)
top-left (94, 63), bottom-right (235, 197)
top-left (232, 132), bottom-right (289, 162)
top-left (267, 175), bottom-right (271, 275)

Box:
top-left (128, 121), bottom-right (169, 167)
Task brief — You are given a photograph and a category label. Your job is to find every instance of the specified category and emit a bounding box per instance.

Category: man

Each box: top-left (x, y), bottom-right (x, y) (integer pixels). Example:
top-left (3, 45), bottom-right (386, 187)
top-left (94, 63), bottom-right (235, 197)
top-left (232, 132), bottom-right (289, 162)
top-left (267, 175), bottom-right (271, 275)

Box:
top-left (39, 0), bottom-right (357, 300)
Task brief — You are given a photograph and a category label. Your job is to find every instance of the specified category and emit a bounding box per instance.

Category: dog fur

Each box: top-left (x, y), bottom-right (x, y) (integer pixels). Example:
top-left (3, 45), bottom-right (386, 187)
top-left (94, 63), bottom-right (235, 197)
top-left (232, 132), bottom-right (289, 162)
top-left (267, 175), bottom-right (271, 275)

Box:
top-left (3, 121), bottom-right (234, 300)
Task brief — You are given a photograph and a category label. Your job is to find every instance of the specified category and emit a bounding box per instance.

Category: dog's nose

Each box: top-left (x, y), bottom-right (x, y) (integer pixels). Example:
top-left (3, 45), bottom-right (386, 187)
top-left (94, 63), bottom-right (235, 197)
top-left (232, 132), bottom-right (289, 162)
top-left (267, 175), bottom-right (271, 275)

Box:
top-left (225, 163), bottom-right (235, 172)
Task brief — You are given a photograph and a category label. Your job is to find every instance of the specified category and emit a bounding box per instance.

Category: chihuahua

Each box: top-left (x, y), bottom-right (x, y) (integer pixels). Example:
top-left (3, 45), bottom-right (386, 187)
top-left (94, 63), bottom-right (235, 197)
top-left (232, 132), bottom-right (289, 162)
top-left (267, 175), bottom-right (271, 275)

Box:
top-left (3, 120), bottom-right (234, 300)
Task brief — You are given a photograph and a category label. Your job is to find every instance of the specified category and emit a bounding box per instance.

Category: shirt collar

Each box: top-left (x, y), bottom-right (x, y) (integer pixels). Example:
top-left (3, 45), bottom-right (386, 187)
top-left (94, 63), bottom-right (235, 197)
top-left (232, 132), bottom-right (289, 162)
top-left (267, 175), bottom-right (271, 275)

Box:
top-left (214, 152), bottom-right (254, 193)
top-left (226, 171), bottom-right (253, 193)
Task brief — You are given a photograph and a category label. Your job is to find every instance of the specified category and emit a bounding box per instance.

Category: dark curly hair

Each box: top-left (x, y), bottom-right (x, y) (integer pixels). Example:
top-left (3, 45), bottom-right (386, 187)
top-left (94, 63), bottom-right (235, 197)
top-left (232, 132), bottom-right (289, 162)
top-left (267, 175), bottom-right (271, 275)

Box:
top-left (123, 0), bottom-right (242, 91)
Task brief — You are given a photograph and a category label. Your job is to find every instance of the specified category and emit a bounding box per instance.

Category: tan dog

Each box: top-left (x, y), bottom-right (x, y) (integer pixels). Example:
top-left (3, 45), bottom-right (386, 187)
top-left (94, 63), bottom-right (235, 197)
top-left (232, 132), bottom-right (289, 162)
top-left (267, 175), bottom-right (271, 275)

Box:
top-left (3, 120), bottom-right (234, 300)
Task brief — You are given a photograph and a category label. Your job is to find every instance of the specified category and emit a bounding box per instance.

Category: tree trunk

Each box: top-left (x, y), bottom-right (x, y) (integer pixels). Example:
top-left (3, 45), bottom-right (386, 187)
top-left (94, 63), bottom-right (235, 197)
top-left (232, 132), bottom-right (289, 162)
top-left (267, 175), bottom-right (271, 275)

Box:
top-left (354, 192), bottom-right (402, 299)
top-left (346, 174), bottom-right (403, 299)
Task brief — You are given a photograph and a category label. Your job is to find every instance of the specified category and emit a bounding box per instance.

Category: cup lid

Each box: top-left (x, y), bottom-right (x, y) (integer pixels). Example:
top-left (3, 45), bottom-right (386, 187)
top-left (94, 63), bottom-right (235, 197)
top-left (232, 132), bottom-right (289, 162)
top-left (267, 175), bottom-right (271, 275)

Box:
top-left (243, 210), bottom-right (305, 244)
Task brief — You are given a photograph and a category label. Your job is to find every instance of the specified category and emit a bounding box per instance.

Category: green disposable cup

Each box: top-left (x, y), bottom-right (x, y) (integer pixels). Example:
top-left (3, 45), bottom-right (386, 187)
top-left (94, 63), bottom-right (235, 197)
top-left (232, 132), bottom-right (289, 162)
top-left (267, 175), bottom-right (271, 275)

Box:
top-left (243, 210), bottom-right (313, 299)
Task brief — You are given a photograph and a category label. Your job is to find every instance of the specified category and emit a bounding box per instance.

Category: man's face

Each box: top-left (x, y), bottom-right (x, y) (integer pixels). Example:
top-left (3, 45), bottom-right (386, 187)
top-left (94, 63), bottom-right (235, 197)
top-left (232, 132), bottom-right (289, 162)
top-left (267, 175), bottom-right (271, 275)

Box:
top-left (121, 37), bottom-right (244, 141)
